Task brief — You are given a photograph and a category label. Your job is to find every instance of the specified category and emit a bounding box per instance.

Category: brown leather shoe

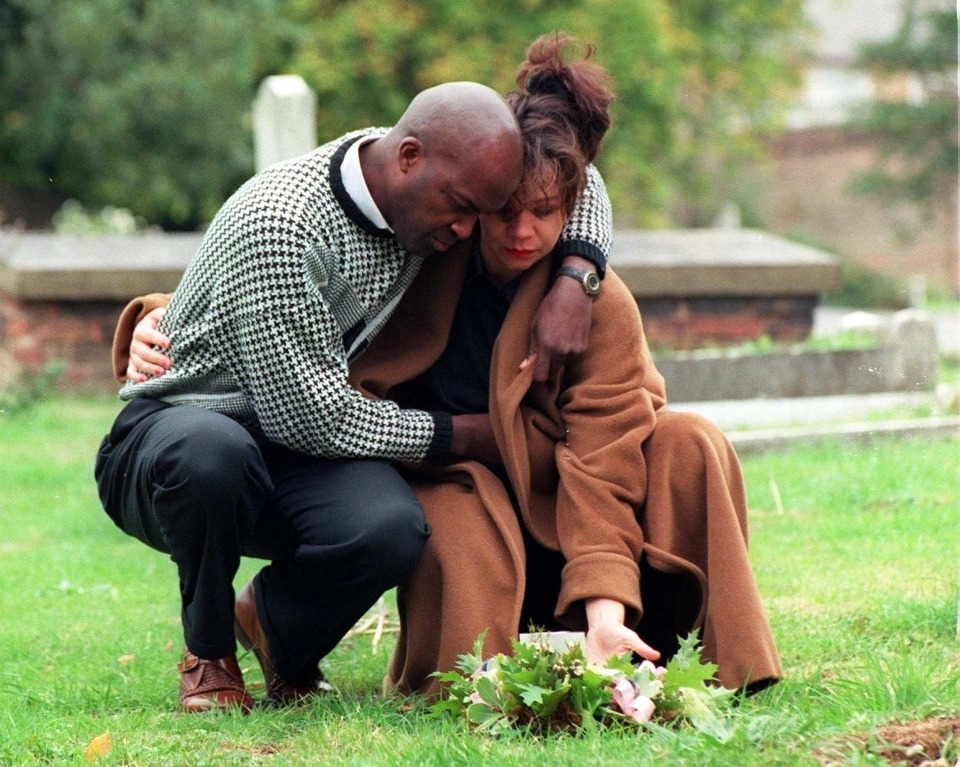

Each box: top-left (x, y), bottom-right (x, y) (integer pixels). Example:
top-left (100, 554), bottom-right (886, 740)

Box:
top-left (234, 579), bottom-right (334, 705)
top-left (177, 650), bottom-right (254, 713)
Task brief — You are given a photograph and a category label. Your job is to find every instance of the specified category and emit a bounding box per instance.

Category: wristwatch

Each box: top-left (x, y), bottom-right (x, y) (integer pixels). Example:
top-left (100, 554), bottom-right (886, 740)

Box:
top-left (557, 265), bottom-right (601, 297)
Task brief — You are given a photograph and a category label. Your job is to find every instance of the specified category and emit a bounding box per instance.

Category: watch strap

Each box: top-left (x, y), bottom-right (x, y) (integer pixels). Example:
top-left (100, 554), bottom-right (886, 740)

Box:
top-left (557, 265), bottom-right (601, 296)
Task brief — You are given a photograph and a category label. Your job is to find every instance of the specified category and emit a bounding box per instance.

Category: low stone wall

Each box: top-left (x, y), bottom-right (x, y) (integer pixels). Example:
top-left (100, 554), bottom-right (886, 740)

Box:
top-left (1, 227), bottom-right (842, 395)
top-left (610, 229), bottom-right (839, 348)
top-left (0, 231), bottom-right (201, 391)
top-left (655, 310), bottom-right (939, 402)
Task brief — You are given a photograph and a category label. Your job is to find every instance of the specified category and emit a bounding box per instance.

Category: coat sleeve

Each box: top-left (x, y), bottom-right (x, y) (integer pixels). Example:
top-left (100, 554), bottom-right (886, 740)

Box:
top-left (111, 293), bottom-right (173, 382)
top-left (551, 271), bottom-right (666, 629)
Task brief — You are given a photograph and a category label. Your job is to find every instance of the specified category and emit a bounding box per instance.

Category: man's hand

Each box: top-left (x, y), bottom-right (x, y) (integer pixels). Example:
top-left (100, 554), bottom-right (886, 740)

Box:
top-left (584, 597), bottom-right (660, 667)
top-left (522, 255), bottom-right (595, 382)
top-left (126, 307), bottom-right (171, 382)
top-left (449, 413), bottom-right (502, 466)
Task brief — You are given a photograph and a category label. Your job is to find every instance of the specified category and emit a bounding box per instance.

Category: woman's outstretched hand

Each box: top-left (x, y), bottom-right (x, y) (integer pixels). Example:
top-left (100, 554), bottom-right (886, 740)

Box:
top-left (584, 597), bottom-right (660, 666)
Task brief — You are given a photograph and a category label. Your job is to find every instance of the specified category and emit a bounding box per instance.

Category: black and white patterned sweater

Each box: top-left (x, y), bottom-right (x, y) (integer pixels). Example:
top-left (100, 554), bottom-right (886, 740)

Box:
top-left (120, 128), bottom-right (612, 462)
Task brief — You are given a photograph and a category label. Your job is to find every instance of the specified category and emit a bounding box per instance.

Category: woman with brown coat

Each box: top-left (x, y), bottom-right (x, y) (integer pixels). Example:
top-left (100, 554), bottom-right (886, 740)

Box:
top-left (349, 35), bottom-right (781, 695)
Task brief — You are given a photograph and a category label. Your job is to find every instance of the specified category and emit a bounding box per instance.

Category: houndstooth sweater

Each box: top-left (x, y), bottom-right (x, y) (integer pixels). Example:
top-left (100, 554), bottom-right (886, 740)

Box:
top-left (119, 128), bottom-right (612, 462)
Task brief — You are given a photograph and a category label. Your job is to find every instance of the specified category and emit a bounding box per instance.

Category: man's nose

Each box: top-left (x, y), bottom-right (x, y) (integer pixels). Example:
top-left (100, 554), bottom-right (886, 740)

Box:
top-left (450, 216), bottom-right (478, 240)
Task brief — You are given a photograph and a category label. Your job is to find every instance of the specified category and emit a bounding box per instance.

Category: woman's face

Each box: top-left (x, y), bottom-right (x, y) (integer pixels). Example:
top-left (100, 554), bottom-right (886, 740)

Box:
top-left (478, 181), bottom-right (567, 284)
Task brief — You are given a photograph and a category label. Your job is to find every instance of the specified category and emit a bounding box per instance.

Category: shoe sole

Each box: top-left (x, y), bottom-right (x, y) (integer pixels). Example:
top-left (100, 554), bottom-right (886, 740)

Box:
top-left (233, 617), bottom-right (336, 701)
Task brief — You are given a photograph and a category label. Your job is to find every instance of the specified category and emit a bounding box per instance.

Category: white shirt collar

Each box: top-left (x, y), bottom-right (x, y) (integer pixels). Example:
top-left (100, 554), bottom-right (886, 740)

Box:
top-left (340, 136), bottom-right (392, 232)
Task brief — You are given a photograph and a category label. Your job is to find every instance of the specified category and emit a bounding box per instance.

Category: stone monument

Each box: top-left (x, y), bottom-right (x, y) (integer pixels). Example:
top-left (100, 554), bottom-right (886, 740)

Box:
top-left (252, 75), bottom-right (317, 171)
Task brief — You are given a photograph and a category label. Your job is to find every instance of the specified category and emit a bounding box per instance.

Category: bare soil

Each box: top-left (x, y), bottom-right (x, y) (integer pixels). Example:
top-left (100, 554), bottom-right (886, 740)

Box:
top-left (833, 716), bottom-right (960, 766)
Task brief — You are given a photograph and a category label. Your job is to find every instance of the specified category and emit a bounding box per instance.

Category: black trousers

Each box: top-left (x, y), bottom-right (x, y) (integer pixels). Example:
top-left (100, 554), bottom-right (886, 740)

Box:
top-left (94, 399), bottom-right (430, 680)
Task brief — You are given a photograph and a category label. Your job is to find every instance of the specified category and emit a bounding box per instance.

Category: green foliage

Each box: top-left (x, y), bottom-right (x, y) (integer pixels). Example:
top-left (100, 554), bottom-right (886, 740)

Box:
top-left (660, 0), bottom-right (811, 225)
top-left (429, 629), bottom-right (734, 737)
top-left (785, 232), bottom-right (910, 309)
top-left (51, 199), bottom-right (144, 234)
top-left (269, 0), bottom-right (810, 227)
top-left (0, 0), bottom-right (282, 229)
top-left (827, 255), bottom-right (912, 309)
top-left (0, 0), bottom-right (807, 230)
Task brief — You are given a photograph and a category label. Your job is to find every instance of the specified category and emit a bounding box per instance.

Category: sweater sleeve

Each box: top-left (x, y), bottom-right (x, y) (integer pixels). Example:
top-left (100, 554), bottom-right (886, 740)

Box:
top-left (551, 271), bottom-right (666, 629)
top-left (112, 293), bottom-right (173, 382)
top-left (554, 164), bottom-right (612, 277)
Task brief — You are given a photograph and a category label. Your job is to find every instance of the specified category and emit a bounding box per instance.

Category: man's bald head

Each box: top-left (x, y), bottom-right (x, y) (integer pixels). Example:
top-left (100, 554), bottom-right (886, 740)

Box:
top-left (362, 82), bottom-right (523, 259)
top-left (394, 82), bottom-right (521, 156)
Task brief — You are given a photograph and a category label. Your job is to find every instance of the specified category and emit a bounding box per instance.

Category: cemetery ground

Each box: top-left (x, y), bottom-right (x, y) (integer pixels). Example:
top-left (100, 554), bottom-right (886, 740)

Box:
top-left (0, 396), bottom-right (957, 766)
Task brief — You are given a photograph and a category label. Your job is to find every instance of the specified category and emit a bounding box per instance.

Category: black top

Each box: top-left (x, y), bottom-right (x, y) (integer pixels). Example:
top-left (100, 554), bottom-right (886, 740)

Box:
top-left (401, 245), bottom-right (516, 415)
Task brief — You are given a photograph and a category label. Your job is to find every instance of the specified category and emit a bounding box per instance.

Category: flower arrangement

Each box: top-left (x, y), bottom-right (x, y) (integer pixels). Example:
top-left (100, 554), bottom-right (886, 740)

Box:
top-left (429, 630), bottom-right (736, 737)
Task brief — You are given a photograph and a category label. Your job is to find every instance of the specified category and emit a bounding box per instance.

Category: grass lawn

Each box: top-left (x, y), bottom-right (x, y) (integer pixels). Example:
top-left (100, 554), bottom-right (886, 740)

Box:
top-left (0, 396), bottom-right (957, 766)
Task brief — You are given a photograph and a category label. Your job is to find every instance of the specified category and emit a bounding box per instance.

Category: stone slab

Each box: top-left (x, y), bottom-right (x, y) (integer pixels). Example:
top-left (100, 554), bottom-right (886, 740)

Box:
top-left (2, 228), bottom-right (840, 302)
top-left (0, 231), bottom-right (202, 300)
top-left (610, 228), bottom-right (839, 296)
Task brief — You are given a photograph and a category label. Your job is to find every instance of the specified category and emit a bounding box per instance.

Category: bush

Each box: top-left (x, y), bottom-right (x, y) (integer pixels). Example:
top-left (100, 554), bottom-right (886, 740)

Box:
top-left (0, 0), bottom-right (282, 230)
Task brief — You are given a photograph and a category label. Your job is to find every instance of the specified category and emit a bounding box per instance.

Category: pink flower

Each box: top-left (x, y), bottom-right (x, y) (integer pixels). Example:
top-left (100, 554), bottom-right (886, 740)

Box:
top-left (611, 678), bottom-right (656, 723)
top-left (469, 692), bottom-right (485, 705)
top-left (628, 696), bottom-right (656, 722)
top-left (638, 660), bottom-right (667, 680)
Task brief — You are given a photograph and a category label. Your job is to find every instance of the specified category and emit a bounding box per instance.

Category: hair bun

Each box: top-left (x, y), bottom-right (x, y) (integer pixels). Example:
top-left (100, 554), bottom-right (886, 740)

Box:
top-left (525, 72), bottom-right (575, 103)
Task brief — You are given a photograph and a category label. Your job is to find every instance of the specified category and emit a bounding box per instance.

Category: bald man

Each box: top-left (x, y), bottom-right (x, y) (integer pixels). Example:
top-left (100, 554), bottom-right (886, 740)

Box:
top-left (94, 82), bottom-right (610, 713)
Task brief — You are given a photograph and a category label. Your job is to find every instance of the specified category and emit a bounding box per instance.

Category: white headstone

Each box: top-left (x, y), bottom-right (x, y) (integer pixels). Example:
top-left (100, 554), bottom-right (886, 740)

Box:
top-left (253, 75), bottom-right (317, 171)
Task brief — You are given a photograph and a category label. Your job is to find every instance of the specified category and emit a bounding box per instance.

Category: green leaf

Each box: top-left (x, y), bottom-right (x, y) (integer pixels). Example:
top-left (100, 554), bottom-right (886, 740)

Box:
top-left (427, 697), bottom-right (463, 719)
top-left (454, 631), bottom-right (488, 676)
top-left (466, 702), bottom-right (501, 726)
top-left (662, 632), bottom-right (720, 697)
top-left (516, 684), bottom-right (550, 708)
top-left (474, 674), bottom-right (502, 709)
top-left (604, 652), bottom-right (638, 676)
top-left (569, 672), bottom-right (611, 717)
top-left (519, 682), bottom-right (570, 717)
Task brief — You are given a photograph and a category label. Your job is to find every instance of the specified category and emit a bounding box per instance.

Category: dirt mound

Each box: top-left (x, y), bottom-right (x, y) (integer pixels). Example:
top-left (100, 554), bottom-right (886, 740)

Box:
top-left (867, 716), bottom-right (959, 766)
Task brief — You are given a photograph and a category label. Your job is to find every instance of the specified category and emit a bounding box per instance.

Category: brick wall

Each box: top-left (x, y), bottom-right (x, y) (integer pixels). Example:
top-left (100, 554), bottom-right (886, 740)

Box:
top-left (1, 292), bottom-right (819, 392)
top-left (2, 294), bottom-right (126, 391)
top-left (759, 127), bottom-right (959, 297)
top-left (637, 296), bottom-right (817, 350)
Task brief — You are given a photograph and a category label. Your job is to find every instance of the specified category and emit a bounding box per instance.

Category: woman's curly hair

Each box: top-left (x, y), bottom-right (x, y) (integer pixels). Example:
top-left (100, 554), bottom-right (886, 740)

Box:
top-left (506, 32), bottom-right (615, 217)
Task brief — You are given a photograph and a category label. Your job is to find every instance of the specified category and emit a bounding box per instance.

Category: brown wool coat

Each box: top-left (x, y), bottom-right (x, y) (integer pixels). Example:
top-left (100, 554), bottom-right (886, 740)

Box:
top-left (347, 250), bottom-right (782, 695)
top-left (111, 255), bottom-right (782, 694)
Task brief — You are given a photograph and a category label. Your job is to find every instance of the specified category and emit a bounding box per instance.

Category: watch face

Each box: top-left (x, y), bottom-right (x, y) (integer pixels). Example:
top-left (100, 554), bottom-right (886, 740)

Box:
top-left (584, 272), bottom-right (601, 295)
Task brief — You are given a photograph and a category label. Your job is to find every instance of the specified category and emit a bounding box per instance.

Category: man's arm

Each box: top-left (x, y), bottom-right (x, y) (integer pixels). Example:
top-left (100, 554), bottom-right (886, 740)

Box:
top-left (208, 260), bottom-right (451, 462)
top-left (117, 294), bottom-right (487, 465)
top-left (114, 282), bottom-right (495, 468)
top-left (525, 165), bottom-right (612, 380)
top-left (555, 164), bottom-right (612, 276)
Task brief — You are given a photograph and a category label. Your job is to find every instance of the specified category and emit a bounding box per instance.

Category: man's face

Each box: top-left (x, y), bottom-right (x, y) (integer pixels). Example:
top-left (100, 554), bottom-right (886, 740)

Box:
top-left (389, 138), bottom-right (522, 259)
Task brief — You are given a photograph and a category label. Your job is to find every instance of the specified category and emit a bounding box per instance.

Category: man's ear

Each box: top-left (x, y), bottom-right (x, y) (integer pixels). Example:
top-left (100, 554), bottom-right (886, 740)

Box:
top-left (397, 137), bottom-right (424, 174)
